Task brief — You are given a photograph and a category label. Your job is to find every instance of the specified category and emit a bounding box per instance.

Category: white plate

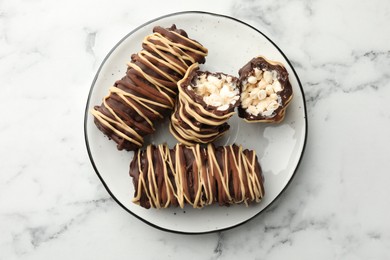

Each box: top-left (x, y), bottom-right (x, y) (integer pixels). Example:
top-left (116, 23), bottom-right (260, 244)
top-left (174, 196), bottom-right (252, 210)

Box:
top-left (84, 11), bottom-right (307, 234)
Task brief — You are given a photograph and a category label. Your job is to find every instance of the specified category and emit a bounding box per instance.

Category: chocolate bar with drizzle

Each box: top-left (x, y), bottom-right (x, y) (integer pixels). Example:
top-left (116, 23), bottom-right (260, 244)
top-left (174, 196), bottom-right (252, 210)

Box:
top-left (91, 25), bottom-right (208, 150)
top-left (130, 143), bottom-right (264, 209)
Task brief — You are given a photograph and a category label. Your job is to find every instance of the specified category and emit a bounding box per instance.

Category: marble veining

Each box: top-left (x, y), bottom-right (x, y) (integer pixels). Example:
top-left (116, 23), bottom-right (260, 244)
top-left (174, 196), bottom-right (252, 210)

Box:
top-left (1, 0), bottom-right (390, 259)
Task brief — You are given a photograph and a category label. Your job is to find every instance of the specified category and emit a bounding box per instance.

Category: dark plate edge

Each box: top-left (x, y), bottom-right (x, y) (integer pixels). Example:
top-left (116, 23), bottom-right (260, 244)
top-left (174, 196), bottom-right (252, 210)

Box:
top-left (83, 10), bottom-right (308, 235)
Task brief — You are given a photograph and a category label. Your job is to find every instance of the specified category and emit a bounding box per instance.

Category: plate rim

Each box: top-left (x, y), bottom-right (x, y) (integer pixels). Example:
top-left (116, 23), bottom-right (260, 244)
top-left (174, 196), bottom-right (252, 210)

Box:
top-left (84, 10), bottom-right (308, 235)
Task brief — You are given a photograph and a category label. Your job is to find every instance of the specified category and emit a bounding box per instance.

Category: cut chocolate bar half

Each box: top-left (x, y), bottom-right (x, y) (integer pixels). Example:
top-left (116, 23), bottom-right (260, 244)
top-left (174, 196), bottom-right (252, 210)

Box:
top-left (170, 64), bottom-right (239, 145)
top-left (238, 56), bottom-right (293, 123)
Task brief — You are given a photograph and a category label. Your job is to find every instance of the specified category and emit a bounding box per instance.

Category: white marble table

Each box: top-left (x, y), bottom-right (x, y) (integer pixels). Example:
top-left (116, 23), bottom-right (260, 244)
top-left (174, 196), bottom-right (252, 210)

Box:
top-left (1, 0), bottom-right (390, 259)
